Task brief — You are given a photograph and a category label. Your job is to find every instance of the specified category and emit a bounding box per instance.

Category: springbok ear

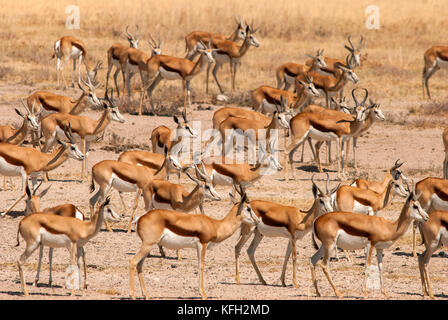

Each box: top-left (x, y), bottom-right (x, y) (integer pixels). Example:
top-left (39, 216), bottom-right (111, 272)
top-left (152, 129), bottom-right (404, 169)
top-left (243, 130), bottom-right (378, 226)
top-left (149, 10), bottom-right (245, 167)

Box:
top-left (173, 115), bottom-right (180, 124)
top-left (164, 145), bottom-right (168, 156)
top-left (25, 184), bottom-right (31, 198)
top-left (15, 108), bottom-right (25, 118)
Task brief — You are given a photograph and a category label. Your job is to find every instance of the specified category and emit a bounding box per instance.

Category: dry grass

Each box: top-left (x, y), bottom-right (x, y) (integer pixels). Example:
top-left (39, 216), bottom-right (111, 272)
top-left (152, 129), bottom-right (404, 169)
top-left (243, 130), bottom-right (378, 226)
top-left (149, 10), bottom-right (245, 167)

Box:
top-left (1, 0), bottom-right (448, 105)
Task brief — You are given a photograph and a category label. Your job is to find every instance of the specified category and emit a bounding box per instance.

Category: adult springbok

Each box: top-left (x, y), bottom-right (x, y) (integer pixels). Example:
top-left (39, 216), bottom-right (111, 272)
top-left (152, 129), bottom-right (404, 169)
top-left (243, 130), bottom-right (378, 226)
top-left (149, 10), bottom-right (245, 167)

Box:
top-left (129, 184), bottom-right (254, 300)
top-left (27, 79), bottom-right (102, 119)
top-left (275, 49), bottom-right (327, 91)
top-left (16, 197), bottom-right (120, 296)
top-left (89, 146), bottom-right (182, 233)
top-left (418, 210), bottom-right (448, 299)
top-left (298, 55), bottom-right (359, 108)
top-left (235, 173), bottom-right (338, 287)
top-left (105, 25), bottom-right (140, 97)
top-left (422, 45), bottom-right (448, 99)
top-left (0, 102), bottom-right (40, 190)
top-left (143, 39), bottom-right (216, 115)
top-left (52, 36), bottom-right (101, 89)
top-left (118, 33), bottom-right (163, 101)
top-left (252, 74), bottom-right (320, 114)
top-left (310, 182), bottom-right (429, 299)
top-left (284, 88), bottom-right (370, 181)
top-left (41, 90), bottom-right (125, 180)
top-left (412, 177), bottom-right (448, 257)
top-left (0, 125), bottom-right (85, 216)
top-left (184, 16), bottom-right (247, 61)
top-left (206, 23), bottom-right (259, 94)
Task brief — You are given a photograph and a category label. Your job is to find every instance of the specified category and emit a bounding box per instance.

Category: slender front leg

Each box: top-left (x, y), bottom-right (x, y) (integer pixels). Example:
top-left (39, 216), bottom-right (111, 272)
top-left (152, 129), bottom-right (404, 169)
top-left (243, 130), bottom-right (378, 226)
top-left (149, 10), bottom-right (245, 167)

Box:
top-left (129, 243), bottom-right (152, 300)
top-left (198, 243), bottom-right (208, 300)
top-left (81, 138), bottom-right (86, 181)
top-left (234, 225), bottom-right (254, 285)
top-left (34, 245), bottom-right (44, 286)
top-left (127, 189), bottom-right (142, 233)
top-left (246, 229), bottom-right (266, 285)
top-left (363, 243), bottom-right (374, 297)
top-left (376, 249), bottom-right (389, 299)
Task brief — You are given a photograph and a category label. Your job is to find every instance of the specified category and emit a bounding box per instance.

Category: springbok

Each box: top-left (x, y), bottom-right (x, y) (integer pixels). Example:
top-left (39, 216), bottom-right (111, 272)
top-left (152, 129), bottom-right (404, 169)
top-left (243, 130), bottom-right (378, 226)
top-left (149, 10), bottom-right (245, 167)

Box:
top-left (422, 45), bottom-right (448, 99)
top-left (275, 49), bottom-right (327, 91)
top-left (52, 36), bottom-right (101, 89)
top-left (234, 173), bottom-right (338, 287)
top-left (310, 182), bottom-right (429, 299)
top-left (129, 184), bottom-right (254, 300)
top-left (0, 125), bottom-right (84, 216)
top-left (184, 16), bottom-right (247, 61)
top-left (41, 90), bottom-right (125, 180)
top-left (16, 197), bottom-right (120, 296)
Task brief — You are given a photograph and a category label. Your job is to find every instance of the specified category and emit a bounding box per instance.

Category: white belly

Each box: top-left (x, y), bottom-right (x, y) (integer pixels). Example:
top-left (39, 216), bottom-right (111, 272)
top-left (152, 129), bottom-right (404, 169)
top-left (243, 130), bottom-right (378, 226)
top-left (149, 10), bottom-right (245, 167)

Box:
top-left (430, 194), bottom-right (448, 211)
top-left (159, 67), bottom-right (182, 80)
top-left (0, 156), bottom-right (25, 177)
top-left (439, 227), bottom-right (448, 247)
top-left (211, 170), bottom-right (234, 186)
top-left (257, 221), bottom-right (290, 238)
top-left (75, 210), bottom-right (84, 221)
top-left (336, 230), bottom-right (368, 251)
top-left (436, 57), bottom-right (448, 67)
top-left (110, 173), bottom-right (138, 192)
top-left (261, 99), bottom-right (277, 114)
top-left (70, 46), bottom-right (83, 59)
top-left (158, 228), bottom-right (199, 249)
top-left (39, 228), bottom-right (72, 248)
top-left (308, 126), bottom-right (338, 141)
top-left (353, 200), bottom-right (373, 215)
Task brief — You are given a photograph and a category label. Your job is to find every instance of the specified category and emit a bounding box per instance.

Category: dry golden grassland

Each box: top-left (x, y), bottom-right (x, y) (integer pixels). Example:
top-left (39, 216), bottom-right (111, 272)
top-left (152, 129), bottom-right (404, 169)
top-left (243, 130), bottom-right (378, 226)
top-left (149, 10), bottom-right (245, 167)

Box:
top-left (1, 0), bottom-right (448, 110)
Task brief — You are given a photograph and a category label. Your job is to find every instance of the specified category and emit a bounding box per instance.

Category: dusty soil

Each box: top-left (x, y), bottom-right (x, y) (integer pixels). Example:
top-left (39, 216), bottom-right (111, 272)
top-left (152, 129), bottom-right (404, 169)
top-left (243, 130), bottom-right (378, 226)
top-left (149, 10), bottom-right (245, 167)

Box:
top-left (0, 84), bottom-right (447, 301)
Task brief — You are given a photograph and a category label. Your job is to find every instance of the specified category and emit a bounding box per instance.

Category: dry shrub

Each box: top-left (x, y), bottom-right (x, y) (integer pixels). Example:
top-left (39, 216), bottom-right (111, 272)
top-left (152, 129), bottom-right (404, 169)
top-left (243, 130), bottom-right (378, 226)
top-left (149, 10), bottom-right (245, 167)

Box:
top-left (419, 99), bottom-right (448, 116)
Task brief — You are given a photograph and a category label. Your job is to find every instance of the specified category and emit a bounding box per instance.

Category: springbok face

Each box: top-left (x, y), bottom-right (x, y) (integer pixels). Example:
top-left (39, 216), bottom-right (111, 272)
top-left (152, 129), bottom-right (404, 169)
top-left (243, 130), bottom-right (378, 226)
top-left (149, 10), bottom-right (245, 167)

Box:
top-left (174, 113), bottom-right (198, 138)
top-left (108, 105), bottom-right (125, 123)
top-left (16, 105), bottom-right (40, 132)
top-left (78, 78), bottom-right (102, 107)
top-left (370, 104), bottom-right (385, 121)
top-left (234, 16), bottom-right (247, 40)
top-left (203, 182), bottom-right (221, 201)
top-left (311, 174), bottom-right (338, 216)
top-left (24, 183), bottom-right (51, 215)
top-left (392, 181), bottom-right (409, 198)
top-left (344, 35), bottom-right (366, 67)
top-left (58, 140), bottom-right (85, 160)
top-left (341, 66), bottom-right (359, 84)
top-left (354, 105), bottom-right (368, 122)
top-left (104, 205), bottom-right (122, 222)
top-left (123, 25), bottom-right (140, 49)
top-left (410, 199), bottom-right (429, 223)
top-left (147, 33), bottom-right (162, 56)
top-left (273, 111), bottom-right (290, 129)
top-left (166, 150), bottom-right (182, 172)
top-left (246, 27), bottom-right (260, 48)
top-left (297, 77), bottom-right (320, 98)
top-left (390, 159), bottom-right (407, 183)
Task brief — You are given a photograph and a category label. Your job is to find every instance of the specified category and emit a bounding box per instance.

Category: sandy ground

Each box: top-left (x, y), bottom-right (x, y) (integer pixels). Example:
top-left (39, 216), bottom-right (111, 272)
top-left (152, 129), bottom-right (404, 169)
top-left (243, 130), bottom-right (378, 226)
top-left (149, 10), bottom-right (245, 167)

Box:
top-left (0, 84), bottom-right (447, 301)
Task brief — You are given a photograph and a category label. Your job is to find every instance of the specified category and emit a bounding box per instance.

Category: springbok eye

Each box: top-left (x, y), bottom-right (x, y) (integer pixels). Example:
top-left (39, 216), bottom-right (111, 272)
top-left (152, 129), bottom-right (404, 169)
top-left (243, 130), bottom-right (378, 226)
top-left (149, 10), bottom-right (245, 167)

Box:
top-left (413, 205), bottom-right (418, 209)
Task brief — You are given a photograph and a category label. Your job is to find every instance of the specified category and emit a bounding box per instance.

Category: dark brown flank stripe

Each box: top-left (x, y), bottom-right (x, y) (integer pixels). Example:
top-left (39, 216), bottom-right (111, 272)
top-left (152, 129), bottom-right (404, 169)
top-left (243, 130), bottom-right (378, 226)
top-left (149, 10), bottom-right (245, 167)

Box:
top-left (284, 67), bottom-right (298, 78)
top-left (71, 42), bottom-right (85, 55)
top-left (112, 168), bottom-right (137, 184)
top-left (40, 98), bottom-right (62, 112)
top-left (338, 221), bottom-right (371, 238)
top-left (434, 187), bottom-right (448, 201)
top-left (166, 221), bottom-right (201, 238)
top-left (160, 63), bottom-right (183, 77)
top-left (0, 152), bottom-right (27, 168)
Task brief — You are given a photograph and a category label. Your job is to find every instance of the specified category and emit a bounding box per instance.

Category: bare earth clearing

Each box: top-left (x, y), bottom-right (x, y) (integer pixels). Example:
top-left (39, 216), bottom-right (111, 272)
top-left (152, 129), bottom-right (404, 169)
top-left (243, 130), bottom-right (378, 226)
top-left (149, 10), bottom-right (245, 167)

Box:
top-left (0, 83), bottom-right (447, 301)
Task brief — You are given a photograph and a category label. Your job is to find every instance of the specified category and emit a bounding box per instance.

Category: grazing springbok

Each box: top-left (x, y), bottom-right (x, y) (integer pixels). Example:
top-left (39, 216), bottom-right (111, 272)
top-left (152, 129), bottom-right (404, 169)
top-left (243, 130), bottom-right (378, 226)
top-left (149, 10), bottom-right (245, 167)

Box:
top-left (129, 184), bottom-right (255, 300)
top-left (422, 45), bottom-right (448, 99)
top-left (52, 36), bottom-right (101, 89)
top-left (275, 49), bottom-right (327, 91)
top-left (16, 197), bottom-right (120, 296)
top-left (418, 210), bottom-right (448, 299)
top-left (184, 16), bottom-right (247, 62)
top-left (235, 173), bottom-right (338, 287)
top-left (41, 90), bottom-right (125, 180)
top-left (310, 182), bottom-right (428, 299)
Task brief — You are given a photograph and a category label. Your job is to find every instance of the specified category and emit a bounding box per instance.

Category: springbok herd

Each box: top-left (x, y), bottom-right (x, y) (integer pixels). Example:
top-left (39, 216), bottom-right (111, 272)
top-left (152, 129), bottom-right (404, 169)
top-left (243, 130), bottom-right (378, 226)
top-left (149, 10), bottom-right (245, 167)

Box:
top-left (2, 17), bottom-right (448, 300)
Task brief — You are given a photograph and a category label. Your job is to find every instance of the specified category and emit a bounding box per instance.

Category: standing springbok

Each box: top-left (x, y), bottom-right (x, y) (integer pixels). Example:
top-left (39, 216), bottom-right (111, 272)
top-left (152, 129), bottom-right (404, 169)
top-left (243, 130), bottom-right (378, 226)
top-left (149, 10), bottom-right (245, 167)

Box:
top-left (41, 90), bottom-right (125, 181)
top-left (412, 177), bottom-right (448, 257)
top-left (275, 49), bottom-right (327, 91)
top-left (0, 125), bottom-right (85, 216)
top-left (206, 23), bottom-right (259, 94)
top-left (252, 75), bottom-right (320, 114)
top-left (297, 55), bottom-right (359, 108)
top-left (129, 184), bottom-right (254, 300)
top-left (143, 39), bottom-right (216, 115)
top-left (52, 36), bottom-right (101, 89)
top-left (89, 146), bottom-right (182, 233)
top-left (16, 197), bottom-right (120, 296)
top-left (184, 16), bottom-right (247, 62)
top-left (310, 182), bottom-right (429, 299)
top-left (418, 210), bottom-right (448, 299)
top-left (105, 25), bottom-right (140, 97)
top-left (235, 174), bottom-right (338, 287)
top-left (422, 46), bottom-right (448, 99)
top-left (284, 88), bottom-right (370, 181)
